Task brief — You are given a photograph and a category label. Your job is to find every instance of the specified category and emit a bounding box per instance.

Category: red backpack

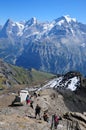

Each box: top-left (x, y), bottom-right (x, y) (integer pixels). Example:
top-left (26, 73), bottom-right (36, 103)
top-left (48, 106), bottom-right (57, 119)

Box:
top-left (54, 116), bottom-right (59, 123)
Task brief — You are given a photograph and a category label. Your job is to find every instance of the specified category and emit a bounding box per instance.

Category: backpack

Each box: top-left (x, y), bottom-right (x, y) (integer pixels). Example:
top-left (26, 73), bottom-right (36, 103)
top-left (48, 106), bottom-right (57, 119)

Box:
top-left (54, 116), bottom-right (59, 123)
top-left (36, 105), bottom-right (41, 112)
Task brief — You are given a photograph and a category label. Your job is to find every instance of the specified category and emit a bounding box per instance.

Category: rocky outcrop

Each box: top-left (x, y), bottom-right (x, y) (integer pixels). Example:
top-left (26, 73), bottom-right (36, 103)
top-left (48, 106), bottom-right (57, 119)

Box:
top-left (63, 112), bottom-right (86, 130)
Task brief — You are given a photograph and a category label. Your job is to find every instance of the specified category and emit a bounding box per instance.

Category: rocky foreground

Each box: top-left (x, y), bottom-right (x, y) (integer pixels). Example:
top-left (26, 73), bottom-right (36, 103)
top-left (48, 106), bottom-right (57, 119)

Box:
top-left (0, 89), bottom-right (86, 130)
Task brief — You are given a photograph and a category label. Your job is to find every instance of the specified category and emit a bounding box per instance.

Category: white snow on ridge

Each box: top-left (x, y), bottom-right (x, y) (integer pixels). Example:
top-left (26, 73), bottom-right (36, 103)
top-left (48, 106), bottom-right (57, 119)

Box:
top-left (15, 22), bottom-right (24, 29)
top-left (12, 23), bottom-right (16, 26)
top-left (25, 31), bottom-right (40, 38)
top-left (57, 20), bottom-right (64, 26)
top-left (43, 23), bottom-right (54, 32)
top-left (15, 22), bottom-right (24, 36)
top-left (67, 77), bottom-right (79, 91)
top-left (37, 76), bottom-right (79, 92)
top-left (11, 22), bottom-right (24, 36)
top-left (64, 15), bottom-right (76, 23)
top-left (31, 17), bottom-right (37, 24)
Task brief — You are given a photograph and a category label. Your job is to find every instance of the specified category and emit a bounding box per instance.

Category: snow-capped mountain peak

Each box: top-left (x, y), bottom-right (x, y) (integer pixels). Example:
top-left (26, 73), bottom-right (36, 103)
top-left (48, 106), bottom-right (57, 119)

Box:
top-left (25, 17), bottom-right (37, 26)
top-left (64, 15), bottom-right (76, 23)
top-left (52, 15), bottom-right (77, 26)
top-left (0, 16), bottom-right (86, 75)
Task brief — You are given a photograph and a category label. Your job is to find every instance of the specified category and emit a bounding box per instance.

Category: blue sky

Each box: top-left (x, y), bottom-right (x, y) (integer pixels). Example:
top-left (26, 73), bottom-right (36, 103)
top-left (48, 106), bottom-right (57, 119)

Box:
top-left (0, 0), bottom-right (86, 25)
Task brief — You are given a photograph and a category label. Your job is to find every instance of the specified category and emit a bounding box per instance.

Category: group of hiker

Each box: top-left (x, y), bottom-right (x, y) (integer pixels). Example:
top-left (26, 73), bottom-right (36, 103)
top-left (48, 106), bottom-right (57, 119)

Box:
top-left (35, 104), bottom-right (60, 129)
top-left (25, 92), bottom-right (37, 109)
top-left (25, 93), bottom-right (61, 129)
top-left (34, 104), bottom-right (60, 129)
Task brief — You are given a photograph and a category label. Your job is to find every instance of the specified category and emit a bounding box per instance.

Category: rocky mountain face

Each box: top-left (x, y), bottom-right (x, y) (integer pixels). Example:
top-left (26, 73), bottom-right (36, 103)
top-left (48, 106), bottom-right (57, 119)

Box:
top-left (0, 15), bottom-right (86, 75)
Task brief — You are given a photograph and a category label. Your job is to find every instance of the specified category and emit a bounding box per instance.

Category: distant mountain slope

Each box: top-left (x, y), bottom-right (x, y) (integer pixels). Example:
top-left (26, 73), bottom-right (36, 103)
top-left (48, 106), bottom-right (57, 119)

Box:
top-left (0, 59), bottom-right (55, 89)
top-left (0, 15), bottom-right (86, 75)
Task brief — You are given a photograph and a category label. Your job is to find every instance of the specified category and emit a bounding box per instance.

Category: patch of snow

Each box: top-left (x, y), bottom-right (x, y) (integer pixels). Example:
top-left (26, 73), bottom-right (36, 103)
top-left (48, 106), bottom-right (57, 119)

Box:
top-left (70, 28), bottom-right (74, 34)
top-left (15, 22), bottom-right (24, 36)
top-left (81, 43), bottom-right (86, 47)
top-left (37, 76), bottom-right (79, 92)
top-left (49, 80), bottom-right (57, 88)
top-left (43, 24), bottom-right (49, 30)
top-left (64, 15), bottom-right (76, 23)
top-left (57, 20), bottom-right (64, 26)
top-left (31, 17), bottom-right (37, 24)
top-left (15, 22), bottom-right (24, 29)
top-left (25, 31), bottom-right (40, 38)
top-left (12, 23), bottom-right (16, 26)
top-left (67, 77), bottom-right (79, 91)
top-left (48, 23), bottom-right (54, 29)
top-left (17, 32), bottom-right (23, 36)
top-left (43, 23), bottom-right (54, 32)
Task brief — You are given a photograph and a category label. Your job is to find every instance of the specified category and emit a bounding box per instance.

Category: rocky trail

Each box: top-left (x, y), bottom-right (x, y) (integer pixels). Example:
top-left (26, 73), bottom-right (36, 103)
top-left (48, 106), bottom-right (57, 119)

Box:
top-left (0, 88), bottom-right (86, 130)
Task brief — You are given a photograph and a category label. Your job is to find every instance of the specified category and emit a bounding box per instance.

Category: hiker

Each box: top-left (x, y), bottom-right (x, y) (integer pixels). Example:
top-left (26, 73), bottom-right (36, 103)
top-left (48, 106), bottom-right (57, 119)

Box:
top-left (35, 104), bottom-right (41, 119)
top-left (43, 112), bottom-right (49, 122)
top-left (51, 113), bottom-right (59, 129)
top-left (26, 95), bottom-right (31, 104)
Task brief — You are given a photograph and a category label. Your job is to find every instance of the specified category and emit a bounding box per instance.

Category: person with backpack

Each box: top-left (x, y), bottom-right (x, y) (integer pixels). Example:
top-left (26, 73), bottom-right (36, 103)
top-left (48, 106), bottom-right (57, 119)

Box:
top-left (26, 95), bottom-right (31, 104)
top-left (54, 113), bottom-right (59, 129)
top-left (51, 113), bottom-right (59, 129)
top-left (35, 104), bottom-right (41, 119)
top-left (43, 112), bottom-right (49, 122)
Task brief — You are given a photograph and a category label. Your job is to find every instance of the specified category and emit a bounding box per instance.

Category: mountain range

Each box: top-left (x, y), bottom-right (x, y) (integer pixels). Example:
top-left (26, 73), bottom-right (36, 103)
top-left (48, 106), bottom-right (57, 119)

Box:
top-left (0, 15), bottom-right (86, 75)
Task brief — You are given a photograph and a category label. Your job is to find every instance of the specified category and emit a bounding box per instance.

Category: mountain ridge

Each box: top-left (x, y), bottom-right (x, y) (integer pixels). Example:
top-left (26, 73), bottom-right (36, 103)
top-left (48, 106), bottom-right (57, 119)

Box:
top-left (0, 15), bottom-right (86, 75)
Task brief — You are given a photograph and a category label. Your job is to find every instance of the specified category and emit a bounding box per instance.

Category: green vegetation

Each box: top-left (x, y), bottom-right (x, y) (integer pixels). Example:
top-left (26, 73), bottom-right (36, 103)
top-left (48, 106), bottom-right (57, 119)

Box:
top-left (0, 58), bottom-right (55, 89)
top-left (30, 68), bottom-right (55, 84)
top-left (10, 65), bottom-right (55, 85)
